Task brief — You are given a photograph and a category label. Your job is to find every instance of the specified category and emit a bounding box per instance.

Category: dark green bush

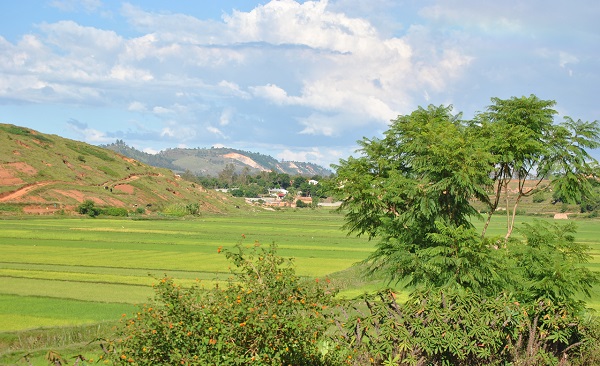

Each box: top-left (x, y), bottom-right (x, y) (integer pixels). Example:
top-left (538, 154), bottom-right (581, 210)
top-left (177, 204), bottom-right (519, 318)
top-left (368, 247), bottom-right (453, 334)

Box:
top-left (77, 200), bottom-right (100, 217)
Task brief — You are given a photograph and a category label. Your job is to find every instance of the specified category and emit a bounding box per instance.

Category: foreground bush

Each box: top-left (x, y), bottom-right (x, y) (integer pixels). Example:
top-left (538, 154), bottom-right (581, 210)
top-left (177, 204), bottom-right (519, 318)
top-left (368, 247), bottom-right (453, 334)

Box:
top-left (337, 289), bottom-right (600, 366)
top-left (108, 242), bottom-right (340, 365)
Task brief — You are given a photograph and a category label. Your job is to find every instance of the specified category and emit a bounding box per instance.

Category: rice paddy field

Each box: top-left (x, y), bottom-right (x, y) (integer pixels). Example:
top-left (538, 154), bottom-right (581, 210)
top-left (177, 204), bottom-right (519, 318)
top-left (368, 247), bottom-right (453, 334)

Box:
top-left (1, 209), bottom-right (599, 364)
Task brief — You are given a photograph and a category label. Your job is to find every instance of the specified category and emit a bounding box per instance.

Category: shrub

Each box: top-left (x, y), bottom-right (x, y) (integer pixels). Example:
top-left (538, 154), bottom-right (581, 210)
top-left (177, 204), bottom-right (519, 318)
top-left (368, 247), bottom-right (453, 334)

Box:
top-left (77, 200), bottom-right (100, 217)
top-left (108, 242), bottom-right (340, 365)
top-left (296, 199), bottom-right (307, 208)
top-left (532, 191), bottom-right (546, 203)
top-left (101, 207), bottom-right (128, 217)
top-left (338, 289), bottom-right (600, 365)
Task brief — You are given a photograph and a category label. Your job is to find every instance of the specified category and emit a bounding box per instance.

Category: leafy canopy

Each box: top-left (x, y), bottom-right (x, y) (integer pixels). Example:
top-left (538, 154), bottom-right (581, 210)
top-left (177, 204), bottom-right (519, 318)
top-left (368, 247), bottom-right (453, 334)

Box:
top-left (333, 96), bottom-right (599, 297)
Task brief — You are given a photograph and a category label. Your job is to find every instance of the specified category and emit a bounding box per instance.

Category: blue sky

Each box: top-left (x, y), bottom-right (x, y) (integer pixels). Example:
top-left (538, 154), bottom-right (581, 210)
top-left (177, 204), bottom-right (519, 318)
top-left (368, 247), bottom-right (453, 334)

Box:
top-left (1, 0), bottom-right (599, 168)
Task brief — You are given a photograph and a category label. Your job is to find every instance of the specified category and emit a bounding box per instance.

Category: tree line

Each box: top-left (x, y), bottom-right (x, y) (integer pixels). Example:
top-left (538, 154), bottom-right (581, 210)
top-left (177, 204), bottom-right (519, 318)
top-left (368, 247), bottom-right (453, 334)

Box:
top-left (181, 166), bottom-right (333, 199)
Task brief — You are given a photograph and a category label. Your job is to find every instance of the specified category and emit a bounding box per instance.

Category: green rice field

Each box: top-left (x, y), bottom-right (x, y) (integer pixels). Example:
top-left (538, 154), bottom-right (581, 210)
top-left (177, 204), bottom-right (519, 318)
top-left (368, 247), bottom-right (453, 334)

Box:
top-left (1, 210), bottom-right (599, 335)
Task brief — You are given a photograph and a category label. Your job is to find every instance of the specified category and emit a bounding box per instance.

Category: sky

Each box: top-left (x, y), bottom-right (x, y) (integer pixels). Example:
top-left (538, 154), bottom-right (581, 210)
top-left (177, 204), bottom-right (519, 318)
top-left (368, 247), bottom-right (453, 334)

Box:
top-left (1, 1), bottom-right (599, 169)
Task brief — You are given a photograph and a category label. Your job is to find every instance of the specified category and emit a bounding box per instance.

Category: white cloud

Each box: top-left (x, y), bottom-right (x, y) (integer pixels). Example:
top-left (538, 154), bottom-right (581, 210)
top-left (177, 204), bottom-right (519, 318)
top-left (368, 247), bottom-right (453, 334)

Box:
top-left (218, 81), bottom-right (251, 99)
top-left (276, 146), bottom-right (348, 168)
top-left (128, 101), bottom-right (146, 112)
top-left (250, 84), bottom-right (293, 105)
top-left (152, 106), bottom-right (171, 114)
top-left (142, 147), bottom-right (159, 154)
top-left (49, 0), bottom-right (103, 12)
top-left (110, 65), bottom-right (153, 82)
top-left (559, 51), bottom-right (579, 68)
top-left (220, 108), bottom-right (234, 126)
top-left (207, 126), bottom-right (227, 139)
top-left (160, 127), bottom-right (174, 137)
top-left (66, 119), bottom-right (112, 143)
top-left (1, 0), bottom-right (473, 138)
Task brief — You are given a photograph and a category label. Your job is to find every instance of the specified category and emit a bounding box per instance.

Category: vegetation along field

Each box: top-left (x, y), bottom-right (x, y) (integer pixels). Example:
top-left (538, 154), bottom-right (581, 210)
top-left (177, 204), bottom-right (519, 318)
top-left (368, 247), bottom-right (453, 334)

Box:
top-left (1, 209), bottom-right (600, 364)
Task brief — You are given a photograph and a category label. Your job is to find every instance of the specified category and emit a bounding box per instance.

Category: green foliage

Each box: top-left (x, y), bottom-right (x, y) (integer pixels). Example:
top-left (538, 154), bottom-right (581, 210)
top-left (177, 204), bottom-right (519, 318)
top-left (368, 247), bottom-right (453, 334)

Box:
top-left (532, 191), bottom-right (546, 203)
top-left (509, 220), bottom-right (599, 313)
top-left (334, 96), bottom-right (600, 292)
top-left (475, 96), bottom-right (599, 237)
top-left (98, 165), bottom-right (120, 177)
top-left (332, 96), bottom-right (600, 364)
top-left (79, 201), bottom-right (131, 218)
top-left (65, 142), bottom-right (116, 162)
top-left (101, 207), bottom-right (129, 217)
top-left (77, 200), bottom-right (101, 217)
top-left (334, 104), bottom-right (494, 288)
top-left (0, 204), bottom-right (21, 213)
top-left (108, 243), bottom-right (340, 365)
top-left (0, 124), bottom-right (52, 142)
top-left (339, 288), bottom-right (600, 365)
top-left (160, 202), bottom-right (202, 216)
top-left (296, 199), bottom-right (308, 208)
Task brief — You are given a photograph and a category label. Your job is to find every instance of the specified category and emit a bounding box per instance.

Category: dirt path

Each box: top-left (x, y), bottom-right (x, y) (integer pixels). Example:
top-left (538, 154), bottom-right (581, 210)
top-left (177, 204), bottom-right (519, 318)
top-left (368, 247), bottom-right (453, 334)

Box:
top-left (0, 181), bottom-right (58, 202)
top-left (98, 172), bottom-right (161, 187)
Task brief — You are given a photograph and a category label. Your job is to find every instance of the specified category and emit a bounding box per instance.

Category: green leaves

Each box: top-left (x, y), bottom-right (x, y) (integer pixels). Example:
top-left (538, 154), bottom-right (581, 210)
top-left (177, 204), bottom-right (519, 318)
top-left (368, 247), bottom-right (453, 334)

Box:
top-left (110, 242), bottom-right (341, 365)
top-left (509, 220), bottom-right (599, 312)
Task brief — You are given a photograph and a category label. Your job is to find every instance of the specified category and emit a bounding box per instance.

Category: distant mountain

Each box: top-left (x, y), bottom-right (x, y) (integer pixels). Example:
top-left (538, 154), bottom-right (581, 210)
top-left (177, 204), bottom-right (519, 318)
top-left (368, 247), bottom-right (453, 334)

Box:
top-left (102, 140), bottom-right (333, 177)
top-left (0, 124), bottom-right (244, 215)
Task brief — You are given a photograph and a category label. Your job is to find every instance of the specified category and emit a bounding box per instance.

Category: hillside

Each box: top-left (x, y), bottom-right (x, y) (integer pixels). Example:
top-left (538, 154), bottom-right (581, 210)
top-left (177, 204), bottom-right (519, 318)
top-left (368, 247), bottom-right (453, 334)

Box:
top-left (0, 124), bottom-right (245, 215)
top-left (102, 140), bottom-right (333, 177)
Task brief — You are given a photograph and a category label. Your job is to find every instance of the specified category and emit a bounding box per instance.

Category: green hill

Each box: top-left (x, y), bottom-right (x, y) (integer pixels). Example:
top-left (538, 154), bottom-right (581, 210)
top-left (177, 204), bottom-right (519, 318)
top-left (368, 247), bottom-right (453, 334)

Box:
top-left (102, 141), bottom-right (333, 177)
top-left (0, 124), bottom-right (245, 215)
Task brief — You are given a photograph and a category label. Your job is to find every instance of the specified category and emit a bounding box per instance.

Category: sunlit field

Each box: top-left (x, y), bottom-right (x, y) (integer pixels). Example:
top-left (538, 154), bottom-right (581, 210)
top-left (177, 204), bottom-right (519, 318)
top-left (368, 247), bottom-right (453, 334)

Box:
top-left (1, 210), bottom-right (599, 333)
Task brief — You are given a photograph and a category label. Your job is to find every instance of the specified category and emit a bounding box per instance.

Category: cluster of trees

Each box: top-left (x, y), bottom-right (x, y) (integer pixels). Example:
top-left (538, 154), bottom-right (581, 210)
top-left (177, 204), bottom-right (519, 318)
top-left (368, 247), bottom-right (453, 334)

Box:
top-left (103, 95), bottom-right (600, 364)
top-left (183, 167), bottom-right (332, 199)
top-left (77, 200), bottom-right (132, 217)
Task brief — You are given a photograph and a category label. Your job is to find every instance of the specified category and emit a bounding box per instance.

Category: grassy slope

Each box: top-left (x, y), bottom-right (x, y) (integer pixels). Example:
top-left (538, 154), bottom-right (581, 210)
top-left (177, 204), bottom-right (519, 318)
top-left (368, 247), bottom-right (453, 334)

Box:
top-left (0, 124), bottom-right (246, 215)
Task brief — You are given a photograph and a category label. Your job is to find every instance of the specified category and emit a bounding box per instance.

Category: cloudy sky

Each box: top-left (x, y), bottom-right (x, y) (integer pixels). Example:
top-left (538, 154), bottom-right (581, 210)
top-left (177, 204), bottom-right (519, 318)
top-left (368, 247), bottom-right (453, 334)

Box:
top-left (1, 1), bottom-right (599, 168)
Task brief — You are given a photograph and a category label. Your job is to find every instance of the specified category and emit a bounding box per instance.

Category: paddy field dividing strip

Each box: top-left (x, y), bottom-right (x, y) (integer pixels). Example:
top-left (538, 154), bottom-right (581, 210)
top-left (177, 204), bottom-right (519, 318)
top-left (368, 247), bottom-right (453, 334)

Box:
top-left (0, 262), bottom-right (230, 280)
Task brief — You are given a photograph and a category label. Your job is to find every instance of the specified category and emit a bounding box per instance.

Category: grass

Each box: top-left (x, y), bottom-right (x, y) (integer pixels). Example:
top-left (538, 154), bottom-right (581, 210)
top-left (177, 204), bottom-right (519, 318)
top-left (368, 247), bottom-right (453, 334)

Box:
top-left (0, 209), bottom-right (374, 332)
top-left (0, 209), bottom-right (599, 364)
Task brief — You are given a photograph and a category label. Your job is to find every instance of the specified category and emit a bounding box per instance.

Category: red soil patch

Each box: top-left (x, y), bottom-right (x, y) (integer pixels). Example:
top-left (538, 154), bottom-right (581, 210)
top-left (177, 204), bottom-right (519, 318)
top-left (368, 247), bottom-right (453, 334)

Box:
top-left (114, 184), bottom-right (135, 194)
top-left (118, 154), bottom-right (137, 164)
top-left (52, 189), bottom-right (104, 204)
top-left (16, 140), bottom-right (30, 148)
top-left (0, 162), bottom-right (37, 186)
top-left (13, 150), bottom-right (21, 156)
top-left (103, 196), bottom-right (126, 207)
top-left (0, 181), bottom-right (57, 202)
top-left (0, 166), bottom-right (24, 185)
top-left (7, 162), bottom-right (37, 175)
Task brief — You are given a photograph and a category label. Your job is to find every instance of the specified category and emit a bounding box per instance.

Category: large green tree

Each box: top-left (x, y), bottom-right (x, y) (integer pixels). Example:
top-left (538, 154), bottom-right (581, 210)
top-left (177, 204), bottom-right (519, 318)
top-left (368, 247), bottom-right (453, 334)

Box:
top-left (333, 96), bottom-right (599, 294)
top-left (333, 104), bottom-right (498, 290)
top-left (474, 95), bottom-right (600, 238)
